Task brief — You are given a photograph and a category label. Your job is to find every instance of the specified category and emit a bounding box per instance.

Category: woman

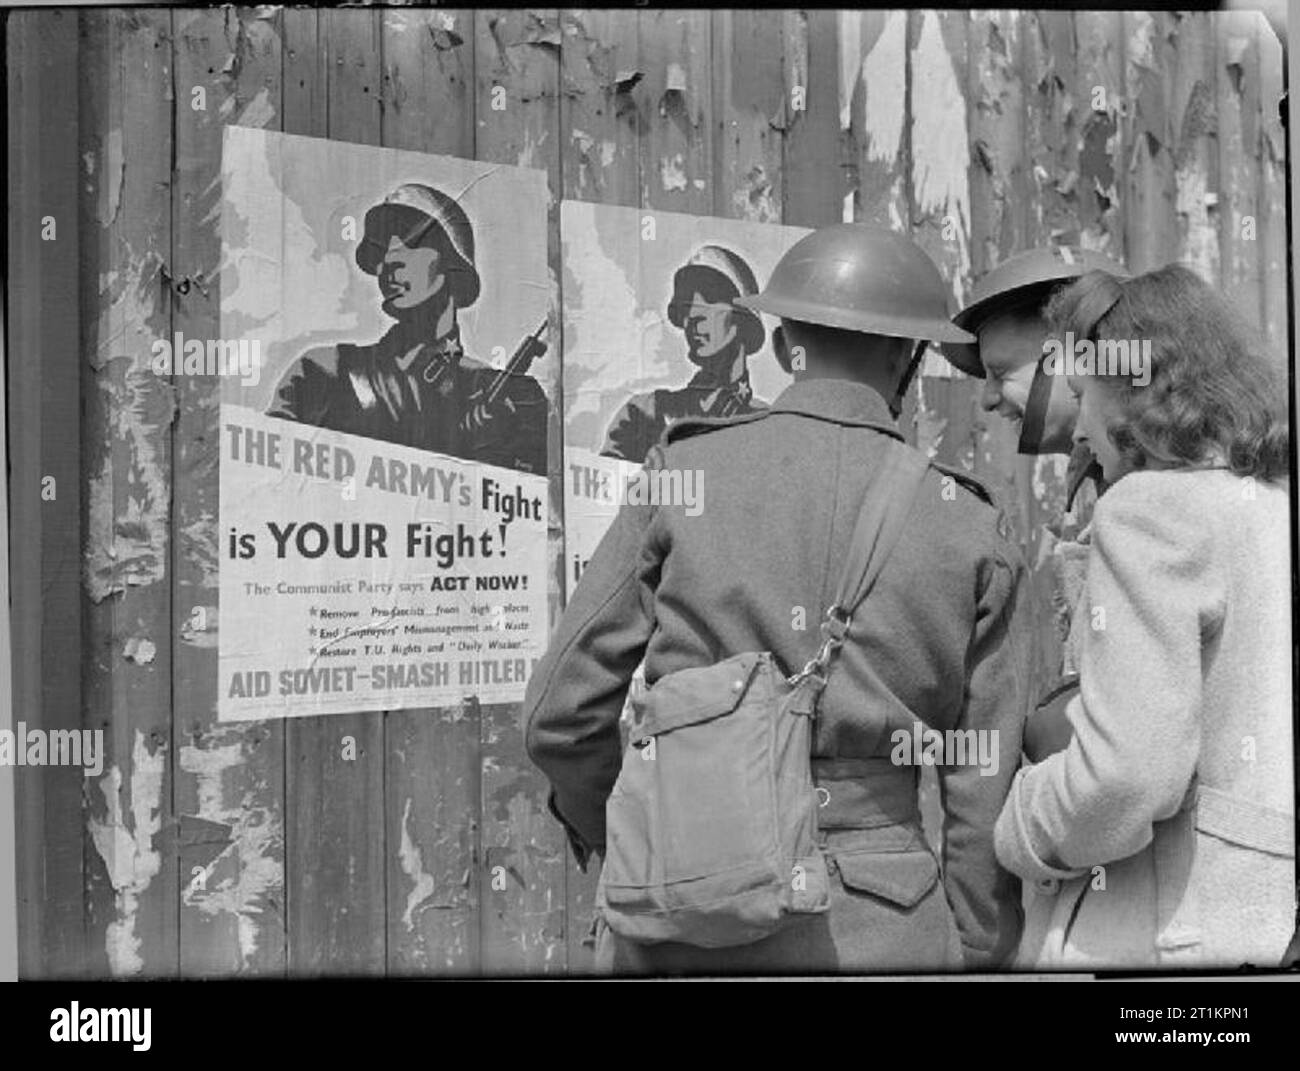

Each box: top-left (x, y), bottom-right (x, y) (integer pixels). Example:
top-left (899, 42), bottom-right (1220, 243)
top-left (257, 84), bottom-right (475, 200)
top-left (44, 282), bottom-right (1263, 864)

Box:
top-left (995, 264), bottom-right (1295, 969)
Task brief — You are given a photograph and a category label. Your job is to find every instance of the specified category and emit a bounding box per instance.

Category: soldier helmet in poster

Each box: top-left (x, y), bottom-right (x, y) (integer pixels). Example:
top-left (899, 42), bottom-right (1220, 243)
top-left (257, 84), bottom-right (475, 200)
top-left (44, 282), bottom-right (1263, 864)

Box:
top-left (940, 246), bottom-right (1129, 378)
top-left (356, 182), bottom-right (481, 308)
top-left (736, 223), bottom-right (973, 345)
top-left (668, 244), bottom-right (766, 355)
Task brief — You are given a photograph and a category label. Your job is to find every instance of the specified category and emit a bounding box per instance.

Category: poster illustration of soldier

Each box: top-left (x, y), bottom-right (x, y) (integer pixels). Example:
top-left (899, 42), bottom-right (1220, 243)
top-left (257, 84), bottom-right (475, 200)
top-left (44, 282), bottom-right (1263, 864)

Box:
top-left (561, 201), bottom-right (811, 581)
top-left (218, 127), bottom-right (552, 721)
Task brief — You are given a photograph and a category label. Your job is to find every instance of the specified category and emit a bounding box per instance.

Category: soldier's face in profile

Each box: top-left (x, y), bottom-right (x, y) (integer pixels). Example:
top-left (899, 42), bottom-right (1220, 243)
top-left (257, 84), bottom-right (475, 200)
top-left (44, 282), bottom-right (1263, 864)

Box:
top-left (682, 291), bottom-right (740, 364)
top-left (978, 308), bottom-right (1078, 454)
top-left (377, 233), bottom-right (447, 315)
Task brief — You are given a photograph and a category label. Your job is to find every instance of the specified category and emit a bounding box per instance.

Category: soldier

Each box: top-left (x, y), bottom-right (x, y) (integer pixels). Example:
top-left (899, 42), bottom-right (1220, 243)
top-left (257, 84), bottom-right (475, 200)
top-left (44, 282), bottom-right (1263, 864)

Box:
top-left (601, 245), bottom-right (768, 464)
top-left (267, 183), bottom-right (549, 475)
top-left (939, 247), bottom-right (1127, 761)
top-left (523, 224), bottom-right (1034, 973)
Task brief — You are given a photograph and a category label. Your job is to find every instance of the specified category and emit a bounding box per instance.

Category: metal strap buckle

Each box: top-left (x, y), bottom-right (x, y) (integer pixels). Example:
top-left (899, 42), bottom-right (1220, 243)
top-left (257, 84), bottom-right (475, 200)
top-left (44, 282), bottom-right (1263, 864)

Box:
top-left (786, 606), bottom-right (852, 688)
top-left (821, 605), bottom-right (851, 645)
top-left (786, 662), bottom-right (827, 689)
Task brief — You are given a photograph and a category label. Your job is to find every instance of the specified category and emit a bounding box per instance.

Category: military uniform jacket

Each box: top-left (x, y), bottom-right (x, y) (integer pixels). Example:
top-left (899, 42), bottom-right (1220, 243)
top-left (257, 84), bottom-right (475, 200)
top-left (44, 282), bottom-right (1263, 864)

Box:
top-left (268, 326), bottom-right (548, 474)
top-left (522, 379), bottom-right (1034, 969)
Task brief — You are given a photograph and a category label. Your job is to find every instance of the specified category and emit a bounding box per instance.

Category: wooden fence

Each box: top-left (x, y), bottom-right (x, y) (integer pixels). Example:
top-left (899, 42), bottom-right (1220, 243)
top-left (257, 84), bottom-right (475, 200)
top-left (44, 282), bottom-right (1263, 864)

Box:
top-left (7, 6), bottom-right (1288, 976)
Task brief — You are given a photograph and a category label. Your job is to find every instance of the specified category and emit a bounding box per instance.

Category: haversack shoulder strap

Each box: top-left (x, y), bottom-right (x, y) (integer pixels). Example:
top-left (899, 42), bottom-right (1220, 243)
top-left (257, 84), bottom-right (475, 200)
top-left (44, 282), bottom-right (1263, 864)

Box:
top-left (788, 438), bottom-right (930, 694)
top-left (832, 439), bottom-right (930, 614)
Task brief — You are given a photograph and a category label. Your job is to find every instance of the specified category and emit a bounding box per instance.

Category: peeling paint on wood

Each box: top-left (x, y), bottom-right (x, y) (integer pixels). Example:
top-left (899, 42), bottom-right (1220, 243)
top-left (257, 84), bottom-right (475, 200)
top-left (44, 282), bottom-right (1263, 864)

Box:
top-left (87, 731), bottom-right (166, 976)
top-left (1216, 9), bottom-right (1262, 325)
top-left (712, 11), bottom-right (784, 223)
top-left (559, 10), bottom-right (639, 208)
top-left (173, 5), bottom-right (286, 978)
top-left (850, 11), bottom-right (909, 231)
top-left (782, 9), bottom-right (841, 228)
top-left (862, 13), bottom-right (906, 167)
top-left (639, 10), bottom-right (712, 215)
top-left (1172, 13), bottom-right (1221, 285)
top-left (383, 8), bottom-right (481, 976)
top-left (911, 9), bottom-right (972, 367)
top-left (1123, 11), bottom-right (1177, 272)
top-left (84, 264), bottom-right (175, 604)
top-left (397, 797), bottom-right (436, 931)
top-left (79, 8), bottom-right (178, 980)
top-left (178, 732), bottom-right (283, 966)
top-left (1073, 11), bottom-right (1125, 256)
top-left (1256, 13), bottom-right (1287, 363)
top-left (282, 5), bottom-right (387, 976)
top-left (475, 6), bottom-right (567, 976)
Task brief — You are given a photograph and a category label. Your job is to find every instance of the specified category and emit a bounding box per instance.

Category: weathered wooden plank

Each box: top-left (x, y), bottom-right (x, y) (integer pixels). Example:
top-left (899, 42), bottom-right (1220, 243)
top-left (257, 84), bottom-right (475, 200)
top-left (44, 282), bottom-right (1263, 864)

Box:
top-left (474, 7), bottom-right (568, 976)
top-left (637, 9), bottom-right (712, 215)
top-left (1073, 10), bottom-right (1125, 259)
top-left (904, 9), bottom-right (971, 852)
top-left (283, 5), bottom-right (326, 136)
top-left (964, 10), bottom-right (1026, 504)
top-left (8, 9), bottom-right (87, 979)
top-left (379, 6), bottom-right (482, 976)
top-left (1171, 12), bottom-right (1221, 285)
top-left (1216, 9), bottom-right (1263, 331)
top-left (554, 6), bottom-right (641, 976)
top-left (846, 10), bottom-right (909, 230)
top-left (382, 7), bottom-right (475, 160)
top-left (907, 9), bottom-right (972, 465)
top-left (849, 8), bottom-right (923, 450)
top-left (171, 5), bottom-right (287, 978)
top-left (782, 9), bottom-right (843, 227)
top-left (1022, 10), bottom-right (1078, 250)
top-left (281, 5), bottom-right (388, 975)
top-left (559, 9), bottom-right (640, 209)
top-left (1256, 12), bottom-right (1287, 362)
top-left (79, 8), bottom-right (178, 978)
top-left (711, 10), bottom-right (784, 223)
top-left (1123, 11), bottom-right (1177, 273)
top-left (0, 226), bottom-right (13, 981)
top-left (1014, 10), bottom-right (1077, 703)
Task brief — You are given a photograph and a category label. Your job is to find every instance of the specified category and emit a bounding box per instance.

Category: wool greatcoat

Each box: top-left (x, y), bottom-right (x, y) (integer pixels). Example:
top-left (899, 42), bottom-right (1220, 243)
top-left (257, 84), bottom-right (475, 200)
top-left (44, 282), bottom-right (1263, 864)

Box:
top-left (522, 378), bottom-right (1035, 974)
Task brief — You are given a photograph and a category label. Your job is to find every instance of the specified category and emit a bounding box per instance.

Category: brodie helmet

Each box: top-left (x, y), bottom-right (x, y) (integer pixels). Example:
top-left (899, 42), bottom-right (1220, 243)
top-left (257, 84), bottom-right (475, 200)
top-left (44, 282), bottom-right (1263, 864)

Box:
top-left (940, 246), bottom-right (1128, 457)
top-left (738, 223), bottom-right (972, 343)
top-left (940, 246), bottom-right (1129, 378)
top-left (737, 224), bottom-right (972, 414)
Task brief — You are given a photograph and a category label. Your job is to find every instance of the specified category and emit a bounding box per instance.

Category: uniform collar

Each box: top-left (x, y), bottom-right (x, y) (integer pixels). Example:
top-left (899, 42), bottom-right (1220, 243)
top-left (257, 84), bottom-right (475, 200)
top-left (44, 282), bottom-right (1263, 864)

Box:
top-left (685, 364), bottom-right (752, 393)
top-left (384, 322), bottom-right (464, 374)
top-left (769, 378), bottom-right (903, 437)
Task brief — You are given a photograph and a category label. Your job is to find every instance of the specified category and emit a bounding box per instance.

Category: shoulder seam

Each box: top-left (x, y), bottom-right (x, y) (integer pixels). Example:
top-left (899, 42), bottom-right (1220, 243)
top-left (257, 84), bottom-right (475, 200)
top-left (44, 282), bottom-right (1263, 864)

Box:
top-left (663, 408), bottom-right (769, 445)
top-left (929, 460), bottom-right (996, 507)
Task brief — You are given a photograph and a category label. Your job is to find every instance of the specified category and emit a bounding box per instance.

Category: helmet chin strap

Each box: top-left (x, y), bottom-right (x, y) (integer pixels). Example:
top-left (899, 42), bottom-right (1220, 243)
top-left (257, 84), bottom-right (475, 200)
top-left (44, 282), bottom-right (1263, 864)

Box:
top-left (1066, 440), bottom-right (1105, 510)
top-left (889, 341), bottom-right (927, 419)
top-left (1017, 358), bottom-right (1108, 505)
top-left (1016, 354), bottom-right (1054, 454)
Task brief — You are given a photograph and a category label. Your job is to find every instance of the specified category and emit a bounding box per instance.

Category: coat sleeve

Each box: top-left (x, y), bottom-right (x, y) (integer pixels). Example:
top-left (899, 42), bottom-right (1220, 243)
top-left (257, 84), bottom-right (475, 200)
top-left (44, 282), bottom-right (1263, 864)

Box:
top-left (600, 394), bottom-right (662, 464)
top-left (520, 455), bottom-right (665, 868)
top-left (994, 473), bottom-right (1225, 885)
top-left (265, 346), bottom-right (343, 425)
top-left (939, 540), bottom-right (1034, 969)
top-left (469, 370), bottom-right (550, 474)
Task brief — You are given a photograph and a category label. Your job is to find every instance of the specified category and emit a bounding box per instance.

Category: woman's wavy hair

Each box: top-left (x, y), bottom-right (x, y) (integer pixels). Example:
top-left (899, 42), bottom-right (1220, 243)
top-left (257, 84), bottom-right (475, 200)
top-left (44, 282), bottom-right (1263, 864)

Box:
top-left (1044, 264), bottom-right (1289, 481)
